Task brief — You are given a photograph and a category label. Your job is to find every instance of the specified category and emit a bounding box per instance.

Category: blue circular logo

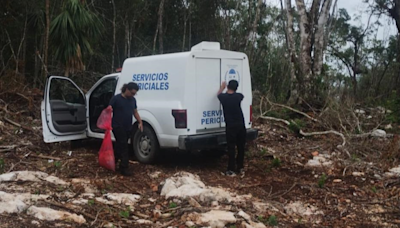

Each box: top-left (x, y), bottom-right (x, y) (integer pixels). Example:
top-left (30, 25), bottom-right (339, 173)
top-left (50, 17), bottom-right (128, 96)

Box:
top-left (225, 69), bottom-right (240, 83)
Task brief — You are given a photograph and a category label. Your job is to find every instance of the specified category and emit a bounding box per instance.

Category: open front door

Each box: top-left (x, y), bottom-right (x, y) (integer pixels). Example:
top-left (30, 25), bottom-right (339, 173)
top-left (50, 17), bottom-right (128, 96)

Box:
top-left (41, 76), bottom-right (88, 143)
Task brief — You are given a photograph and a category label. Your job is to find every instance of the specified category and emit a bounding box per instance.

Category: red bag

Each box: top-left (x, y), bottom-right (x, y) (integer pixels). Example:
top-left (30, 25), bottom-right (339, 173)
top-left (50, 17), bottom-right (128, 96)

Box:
top-left (97, 106), bottom-right (112, 130)
top-left (98, 130), bottom-right (115, 171)
top-left (97, 106), bottom-right (115, 171)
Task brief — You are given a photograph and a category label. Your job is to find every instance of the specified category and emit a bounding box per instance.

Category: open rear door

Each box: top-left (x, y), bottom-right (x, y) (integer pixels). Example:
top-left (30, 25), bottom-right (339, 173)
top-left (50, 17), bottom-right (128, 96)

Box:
top-left (41, 76), bottom-right (88, 143)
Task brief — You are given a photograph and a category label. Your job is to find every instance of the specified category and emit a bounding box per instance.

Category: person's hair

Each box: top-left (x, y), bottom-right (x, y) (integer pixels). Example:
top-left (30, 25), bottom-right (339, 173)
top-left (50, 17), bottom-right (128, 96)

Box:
top-left (227, 80), bottom-right (239, 91)
top-left (121, 82), bottom-right (139, 93)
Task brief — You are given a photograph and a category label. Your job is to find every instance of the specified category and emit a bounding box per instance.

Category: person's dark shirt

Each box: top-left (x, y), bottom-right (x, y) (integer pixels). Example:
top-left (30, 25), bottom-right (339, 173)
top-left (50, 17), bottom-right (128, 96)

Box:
top-left (218, 92), bottom-right (245, 127)
top-left (109, 94), bottom-right (137, 131)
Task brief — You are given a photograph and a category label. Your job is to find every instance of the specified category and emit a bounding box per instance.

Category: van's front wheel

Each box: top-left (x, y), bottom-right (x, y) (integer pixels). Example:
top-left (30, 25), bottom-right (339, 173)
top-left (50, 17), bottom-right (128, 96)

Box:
top-left (132, 125), bottom-right (159, 164)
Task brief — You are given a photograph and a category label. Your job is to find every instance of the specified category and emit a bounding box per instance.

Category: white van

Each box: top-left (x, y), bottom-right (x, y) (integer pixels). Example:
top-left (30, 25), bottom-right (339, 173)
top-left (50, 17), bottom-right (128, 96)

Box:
top-left (41, 41), bottom-right (258, 163)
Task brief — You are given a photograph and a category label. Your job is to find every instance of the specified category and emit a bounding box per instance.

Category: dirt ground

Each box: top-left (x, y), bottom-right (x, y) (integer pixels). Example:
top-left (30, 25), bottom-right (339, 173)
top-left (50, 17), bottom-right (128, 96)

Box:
top-left (0, 90), bottom-right (399, 228)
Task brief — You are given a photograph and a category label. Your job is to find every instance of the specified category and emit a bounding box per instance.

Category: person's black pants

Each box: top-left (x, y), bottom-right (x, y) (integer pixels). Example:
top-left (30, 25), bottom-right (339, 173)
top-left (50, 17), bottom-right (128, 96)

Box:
top-left (226, 125), bottom-right (246, 172)
top-left (112, 127), bottom-right (131, 169)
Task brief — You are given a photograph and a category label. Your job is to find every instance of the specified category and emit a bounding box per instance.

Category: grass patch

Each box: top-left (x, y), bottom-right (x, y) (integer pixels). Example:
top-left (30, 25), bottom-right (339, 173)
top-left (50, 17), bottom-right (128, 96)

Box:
top-left (267, 215), bottom-right (278, 226)
top-left (318, 173), bottom-right (327, 188)
top-left (88, 199), bottom-right (95, 206)
top-left (258, 215), bottom-right (278, 226)
top-left (119, 207), bottom-right (131, 219)
top-left (289, 119), bottom-right (306, 134)
top-left (271, 158), bottom-right (281, 168)
top-left (351, 154), bottom-right (360, 162)
top-left (169, 202), bottom-right (178, 208)
top-left (0, 158), bottom-right (4, 174)
top-left (54, 161), bottom-right (62, 168)
top-left (263, 157), bottom-right (282, 173)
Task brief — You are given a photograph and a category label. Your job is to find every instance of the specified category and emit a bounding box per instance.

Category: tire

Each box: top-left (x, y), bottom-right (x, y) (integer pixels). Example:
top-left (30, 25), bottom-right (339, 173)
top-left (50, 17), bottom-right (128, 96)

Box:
top-left (132, 125), bottom-right (159, 164)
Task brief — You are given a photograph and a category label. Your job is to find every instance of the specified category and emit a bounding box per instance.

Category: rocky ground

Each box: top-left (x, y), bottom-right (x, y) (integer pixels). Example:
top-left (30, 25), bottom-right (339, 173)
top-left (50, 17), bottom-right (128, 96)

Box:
top-left (0, 90), bottom-right (399, 228)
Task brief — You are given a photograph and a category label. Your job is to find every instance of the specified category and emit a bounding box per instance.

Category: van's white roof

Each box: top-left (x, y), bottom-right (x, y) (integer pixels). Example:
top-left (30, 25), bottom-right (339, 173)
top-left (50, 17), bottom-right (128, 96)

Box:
top-left (122, 42), bottom-right (245, 66)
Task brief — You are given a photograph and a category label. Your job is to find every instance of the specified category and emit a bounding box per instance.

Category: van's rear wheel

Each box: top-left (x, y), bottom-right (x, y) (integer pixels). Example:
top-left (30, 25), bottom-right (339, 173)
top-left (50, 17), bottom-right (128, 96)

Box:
top-left (132, 125), bottom-right (159, 164)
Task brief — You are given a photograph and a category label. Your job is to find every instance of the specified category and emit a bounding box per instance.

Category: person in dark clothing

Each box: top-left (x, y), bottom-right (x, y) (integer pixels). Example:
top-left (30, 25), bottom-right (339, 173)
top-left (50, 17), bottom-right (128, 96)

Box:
top-left (217, 80), bottom-right (246, 177)
top-left (109, 82), bottom-right (143, 176)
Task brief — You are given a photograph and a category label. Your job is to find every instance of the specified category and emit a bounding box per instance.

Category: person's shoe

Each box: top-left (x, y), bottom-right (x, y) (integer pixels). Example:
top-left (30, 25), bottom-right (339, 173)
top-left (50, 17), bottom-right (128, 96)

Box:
top-left (238, 168), bottom-right (245, 177)
top-left (119, 168), bottom-right (133, 176)
top-left (224, 170), bottom-right (237, 177)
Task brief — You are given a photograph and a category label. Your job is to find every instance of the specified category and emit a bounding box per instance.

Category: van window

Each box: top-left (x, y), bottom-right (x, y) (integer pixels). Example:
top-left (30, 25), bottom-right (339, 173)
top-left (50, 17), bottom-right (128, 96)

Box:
top-left (89, 78), bottom-right (118, 132)
top-left (49, 78), bottom-right (85, 104)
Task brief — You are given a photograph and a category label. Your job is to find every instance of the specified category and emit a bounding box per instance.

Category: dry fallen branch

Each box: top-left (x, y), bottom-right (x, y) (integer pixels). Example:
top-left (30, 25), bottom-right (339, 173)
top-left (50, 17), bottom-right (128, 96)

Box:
top-left (265, 97), bottom-right (319, 123)
top-left (45, 200), bottom-right (96, 220)
top-left (260, 114), bottom-right (347, 147)
top-left (90, 208), bottom-right (105, 227)
top-left (6, 162), bottom-right (17, 173)
top-left (299, 130), bottom-right (346, 147)
top-left (349, 132), bottom-right (394, 138)
top-left (16, 92), bottom-right (33, 109)
top-left (0, 148), bottom-right (14, 153)
top-left (133, 211), bottom-right (150, 219)
top-left (0, 145), bottom-right (17, 153)
top-left (350, 108), bottom-right (362, 133)
top-left (0, 143), bottom-right (32, 153)
top-left (0, 105), bottom-right (14, 115)
top-left (29, 154), bottom-right (62, 161)
top-left (269, 182), bottom-right (297, 199)
top-left (3, 117), bottom-right (34, 132)
top-left (0, 91), bottom-right (33, 109)
top-left (259, 116), bottom-right (290, 125)
top-left (156, 219), bottom-right (176, 228)
top-left (259, 97), bottom-right (348, 147)
top-left (238, 182), bottom-right (271, 189)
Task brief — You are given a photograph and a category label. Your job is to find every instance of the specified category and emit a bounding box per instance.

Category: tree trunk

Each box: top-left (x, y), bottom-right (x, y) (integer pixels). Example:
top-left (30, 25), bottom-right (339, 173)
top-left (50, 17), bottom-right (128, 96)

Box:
top-left (352, 72), bottom-right (357, 98)
top-left (248, 0), bottom-right (263, 60)
top-left (374, 62), bottom-right (390, 97)
top-left (153, 0), bottom-right (165, 54)
top-left (397, 34), bottom-right (400, 97)
top-left (283, 0), bottom-right (298, 104)
top-left (295, 0), bottom-right (312, 94)
top-left (34, 40), bottom-right (38, 87)
top-left (22, 26), bottom-right (27, 78)
top-left (188, 14), bottom-right (192, 49)
top-left (246, 0), bottom-right (262, 47)
top-left (124, 15), bottom-right (130, 59)
top-left (181, 0), bottom-right (191, 52)
top-left (158, 0), bottom-right (165, 54)
top-left (283, 0), bottom-right (334, 104)
top-left (111, 0), bottom-right (116, 72)
top-left (384, 2), bottom-right (400, 96)
top-left (44, 0), bottom-right (50, 78)
top-left (153, 20), bottom-right (159, 54)
top-left (324, 0), bottom-right (338, 50)
top-left (313, 0), bottom-right (333, 77)
top-left (182, 7), bottom-right (187, 52)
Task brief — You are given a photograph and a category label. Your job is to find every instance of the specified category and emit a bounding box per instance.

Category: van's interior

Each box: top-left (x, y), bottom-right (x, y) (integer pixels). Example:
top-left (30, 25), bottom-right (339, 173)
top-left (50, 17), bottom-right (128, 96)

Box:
top-left (48, 78), bottom-right (86, 133)
top-left (88, 78), bottom-right (118, 133)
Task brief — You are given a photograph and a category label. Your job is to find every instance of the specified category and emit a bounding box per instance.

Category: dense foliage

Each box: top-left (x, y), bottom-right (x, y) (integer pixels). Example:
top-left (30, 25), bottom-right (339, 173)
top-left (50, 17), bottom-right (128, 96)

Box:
top-left (0, 0), bottom-right (399, 120)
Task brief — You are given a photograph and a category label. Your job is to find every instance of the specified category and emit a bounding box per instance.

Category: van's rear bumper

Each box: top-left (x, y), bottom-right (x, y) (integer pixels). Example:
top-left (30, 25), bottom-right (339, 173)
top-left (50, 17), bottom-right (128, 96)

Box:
top-left (178, 128), bottom-right (258, 150)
